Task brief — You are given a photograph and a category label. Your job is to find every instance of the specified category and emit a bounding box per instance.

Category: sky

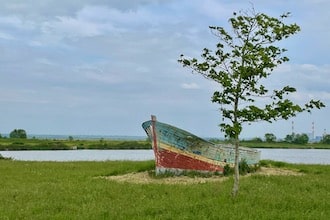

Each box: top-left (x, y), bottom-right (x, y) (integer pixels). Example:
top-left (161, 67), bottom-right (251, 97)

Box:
top-left (0, 0), bottom-right (329, 139)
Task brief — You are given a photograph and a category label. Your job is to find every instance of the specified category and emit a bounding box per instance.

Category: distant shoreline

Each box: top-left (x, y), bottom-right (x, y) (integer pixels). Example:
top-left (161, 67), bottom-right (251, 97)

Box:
top-left (0, 136), bottom-right (329, 150)
top-left (0, 138), bottom-right (151, 151)
top-left (0, 134), bottom-right (147, 141)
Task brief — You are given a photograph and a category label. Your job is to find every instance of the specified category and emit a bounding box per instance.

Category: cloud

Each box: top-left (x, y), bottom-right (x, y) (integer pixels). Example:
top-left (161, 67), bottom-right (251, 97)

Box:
top-left (42, 16), bottom-right (104, 38)
top-left (273, 63), bottom-right (330, 93)
top-left (0, 31), bottom-right (14, 40)
top-left (0, 15), bottom-right (35, 30)
top-left (76, 65), bottom-right (122, 84)
top-left (193, 0), bottom-right (233, 20)
top-left (181, 82), bottom-right (200, 89)
top-left (35, 58), bottom-right (57, 66)
top-left (0, 0), bottom-right (329, 138)
top-left (39, 4), bottom-right (184, 40)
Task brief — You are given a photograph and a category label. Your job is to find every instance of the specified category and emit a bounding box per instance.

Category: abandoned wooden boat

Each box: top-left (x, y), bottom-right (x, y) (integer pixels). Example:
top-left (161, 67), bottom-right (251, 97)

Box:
top-left (142, 115), bottom-right (260, 174)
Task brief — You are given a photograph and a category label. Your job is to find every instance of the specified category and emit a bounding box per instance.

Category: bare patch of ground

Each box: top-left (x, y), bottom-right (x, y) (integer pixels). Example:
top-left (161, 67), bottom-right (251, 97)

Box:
top-left (257, 167), bottom-right (303, 176)
top-left (101, 167), bottom-right (303, 185)
top-left (103, 172), bottom-right (228, 185)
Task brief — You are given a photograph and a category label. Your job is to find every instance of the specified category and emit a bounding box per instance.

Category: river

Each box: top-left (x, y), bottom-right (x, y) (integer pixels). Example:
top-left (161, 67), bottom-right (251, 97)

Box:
top-left (1, 149), bottom-right (330, 164)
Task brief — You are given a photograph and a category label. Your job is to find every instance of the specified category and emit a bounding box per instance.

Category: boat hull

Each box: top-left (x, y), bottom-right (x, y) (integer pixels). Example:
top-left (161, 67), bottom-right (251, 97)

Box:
top-left (142, 116), bottom-right (260, 174)
top-left (154, 142), bottom-right (224, 174)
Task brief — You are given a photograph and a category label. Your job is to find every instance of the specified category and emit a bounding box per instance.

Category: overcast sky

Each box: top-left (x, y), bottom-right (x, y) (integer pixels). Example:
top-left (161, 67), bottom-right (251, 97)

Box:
top-left (0, 0), bottom-right (329, 139)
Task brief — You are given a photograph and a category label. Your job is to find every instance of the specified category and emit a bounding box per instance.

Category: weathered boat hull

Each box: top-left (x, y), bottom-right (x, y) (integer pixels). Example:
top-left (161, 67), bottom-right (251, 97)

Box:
top-left (142, 116), bottom-right (260, 174)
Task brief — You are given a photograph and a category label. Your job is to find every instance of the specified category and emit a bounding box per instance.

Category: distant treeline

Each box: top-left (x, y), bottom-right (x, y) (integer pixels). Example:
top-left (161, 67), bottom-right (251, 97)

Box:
top-left (209, 139), bottom-right (330, 149)
top-left (209, 132), bottom-right (330, 149)
top-left (2, 132), bottom-right (330, 150)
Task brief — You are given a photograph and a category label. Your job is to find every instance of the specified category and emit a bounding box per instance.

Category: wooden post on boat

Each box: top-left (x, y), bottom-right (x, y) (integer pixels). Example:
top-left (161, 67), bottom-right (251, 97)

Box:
top-left (150, 115), bottom-right (160, 173)
top-left (151, 115), bottom-right (157, 151)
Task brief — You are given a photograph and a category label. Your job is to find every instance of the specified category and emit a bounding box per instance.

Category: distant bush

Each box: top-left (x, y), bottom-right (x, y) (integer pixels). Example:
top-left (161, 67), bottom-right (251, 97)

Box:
top-left (9, 129), bottom-right (27, 139)
top-left (265, 133), bottom-right (276, 142)
top-left (285, 133), bottom-right (309, 144)
top-left (321, 134), bottom-right (330, 144)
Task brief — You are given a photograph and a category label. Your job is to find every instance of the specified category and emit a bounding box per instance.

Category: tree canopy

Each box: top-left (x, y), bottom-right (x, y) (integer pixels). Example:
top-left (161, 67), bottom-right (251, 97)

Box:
top-left (178, 8), bottom-right (325, 197)
top-left (179, 11), bottom-right (324, 138)
top-left (285, 133), bottom-right (309, 144)
top-left (9, 129), bottom-right (27, 139)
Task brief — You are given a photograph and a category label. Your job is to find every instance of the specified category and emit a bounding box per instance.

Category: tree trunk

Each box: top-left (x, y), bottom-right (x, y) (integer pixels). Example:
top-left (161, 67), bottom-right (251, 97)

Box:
top-left (232, 138), bottom-right (240, 197)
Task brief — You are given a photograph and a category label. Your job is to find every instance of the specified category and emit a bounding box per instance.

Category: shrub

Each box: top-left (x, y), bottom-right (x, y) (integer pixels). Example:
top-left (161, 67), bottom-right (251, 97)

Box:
top-left (239, 159), bottom-right (250, 175)
top-left (223, 164), bottom-right (233, 176)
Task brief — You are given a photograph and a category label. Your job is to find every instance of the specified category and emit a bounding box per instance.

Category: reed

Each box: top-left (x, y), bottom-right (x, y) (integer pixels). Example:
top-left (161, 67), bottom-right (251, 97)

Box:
top-left (0, 160), bottom-right (329, 219)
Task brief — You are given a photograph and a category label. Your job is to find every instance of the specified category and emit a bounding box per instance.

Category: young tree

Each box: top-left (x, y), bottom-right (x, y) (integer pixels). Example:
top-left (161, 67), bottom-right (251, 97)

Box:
top-left (178, 9), bottom-right (325, 197)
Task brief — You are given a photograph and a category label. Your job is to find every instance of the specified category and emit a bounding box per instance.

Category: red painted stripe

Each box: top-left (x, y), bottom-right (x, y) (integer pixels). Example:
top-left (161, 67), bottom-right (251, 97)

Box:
top-left (156, 148), bottom-right (223, 172)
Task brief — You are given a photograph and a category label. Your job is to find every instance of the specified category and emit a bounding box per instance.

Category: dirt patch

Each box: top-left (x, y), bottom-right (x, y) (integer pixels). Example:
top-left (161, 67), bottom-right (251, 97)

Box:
top-left (101, 167), bottom-right (303, 185)
top-left (257, 167), bottom-right (304, 176)
top-left (103, 172), bottom-right (228, 185)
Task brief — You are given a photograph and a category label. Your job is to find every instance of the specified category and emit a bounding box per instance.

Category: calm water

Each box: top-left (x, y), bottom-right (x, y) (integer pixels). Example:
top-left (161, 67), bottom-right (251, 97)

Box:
top-left (258, 149), bottom-right (330, 164)
top-left (1, 149), bottom-right (330, 164)
top-left (0, 150), bottom-right (153, 161)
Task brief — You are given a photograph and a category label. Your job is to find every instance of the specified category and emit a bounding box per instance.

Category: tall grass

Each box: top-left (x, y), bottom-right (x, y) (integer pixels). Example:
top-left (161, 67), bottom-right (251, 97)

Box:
top-left (0, 160), bottom-right (329, 219)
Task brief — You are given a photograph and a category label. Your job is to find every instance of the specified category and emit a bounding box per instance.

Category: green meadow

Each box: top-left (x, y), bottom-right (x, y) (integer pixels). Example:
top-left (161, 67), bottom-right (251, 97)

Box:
top-left (0, 159), bottom-right (329, 219)
top-left (0, 138), bottom-right (151, 150)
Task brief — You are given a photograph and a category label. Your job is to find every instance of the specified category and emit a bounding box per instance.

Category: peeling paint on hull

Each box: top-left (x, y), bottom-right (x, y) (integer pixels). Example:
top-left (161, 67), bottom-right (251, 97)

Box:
top-left (142, 116), bottom-right (260, 174)
top-left (155, 146), bottom-right (224, 173)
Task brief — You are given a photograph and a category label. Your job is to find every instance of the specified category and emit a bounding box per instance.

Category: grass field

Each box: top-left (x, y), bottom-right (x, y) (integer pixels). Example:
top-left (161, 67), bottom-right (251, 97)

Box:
top-left (0, 159), bottom-right (329, 219)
